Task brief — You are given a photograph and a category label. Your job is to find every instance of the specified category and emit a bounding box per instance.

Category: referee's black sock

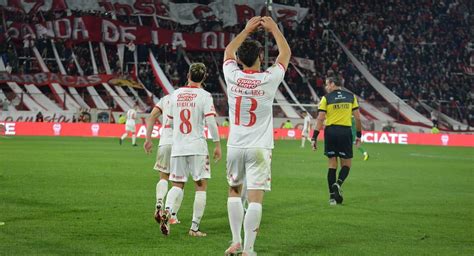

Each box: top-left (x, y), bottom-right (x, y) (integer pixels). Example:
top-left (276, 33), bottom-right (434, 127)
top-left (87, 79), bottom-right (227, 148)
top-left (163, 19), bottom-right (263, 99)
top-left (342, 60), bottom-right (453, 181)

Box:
top-left (327, 168), bottom-right (337, 193)
top-left (337, 166), bottom-right (350, 186)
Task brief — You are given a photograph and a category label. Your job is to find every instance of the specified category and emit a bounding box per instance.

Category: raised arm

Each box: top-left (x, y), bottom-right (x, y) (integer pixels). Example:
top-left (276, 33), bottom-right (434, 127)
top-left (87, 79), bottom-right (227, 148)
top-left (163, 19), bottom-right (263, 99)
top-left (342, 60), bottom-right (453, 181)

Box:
top-left (260, 16), bottom-right (291, 70)
top-left (223, 16), bottom-right (261, 62)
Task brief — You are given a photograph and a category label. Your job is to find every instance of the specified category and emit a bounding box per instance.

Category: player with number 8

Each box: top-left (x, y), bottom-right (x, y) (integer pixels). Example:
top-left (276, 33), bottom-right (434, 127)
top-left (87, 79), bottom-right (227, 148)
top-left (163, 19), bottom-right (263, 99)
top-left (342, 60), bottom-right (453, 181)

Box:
top-left (160, 63), bottom-right (222, 237)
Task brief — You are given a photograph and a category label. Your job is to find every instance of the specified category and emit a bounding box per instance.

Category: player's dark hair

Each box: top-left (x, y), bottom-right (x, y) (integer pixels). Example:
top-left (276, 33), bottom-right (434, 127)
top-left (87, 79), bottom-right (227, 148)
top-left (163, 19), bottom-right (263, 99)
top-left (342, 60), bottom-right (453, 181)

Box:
top-left (188, 63), bottom-right (207, 83)
top-left (236, 40), bottom-right (262, 67)
top-left (326, 76), bottom-right (342, 87)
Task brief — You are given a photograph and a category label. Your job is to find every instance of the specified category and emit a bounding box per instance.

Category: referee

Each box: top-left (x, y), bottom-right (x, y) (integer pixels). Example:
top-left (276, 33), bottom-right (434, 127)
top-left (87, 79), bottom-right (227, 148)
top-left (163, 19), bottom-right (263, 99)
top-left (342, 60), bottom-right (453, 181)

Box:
top-left (311, 76), bottom-right (362, 205)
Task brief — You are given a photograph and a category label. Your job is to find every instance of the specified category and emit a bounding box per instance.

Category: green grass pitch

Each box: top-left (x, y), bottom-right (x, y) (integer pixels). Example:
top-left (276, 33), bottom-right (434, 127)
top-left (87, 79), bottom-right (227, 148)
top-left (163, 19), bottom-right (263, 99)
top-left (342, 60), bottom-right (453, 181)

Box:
top-left (0, 136), bottom-right (473, 255)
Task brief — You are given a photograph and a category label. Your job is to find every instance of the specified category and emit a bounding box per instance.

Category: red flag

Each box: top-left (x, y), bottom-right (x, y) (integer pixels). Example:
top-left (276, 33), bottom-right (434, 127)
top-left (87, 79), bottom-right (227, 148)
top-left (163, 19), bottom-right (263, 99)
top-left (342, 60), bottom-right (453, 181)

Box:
top-left (130, 66), bottom-right (138, 81)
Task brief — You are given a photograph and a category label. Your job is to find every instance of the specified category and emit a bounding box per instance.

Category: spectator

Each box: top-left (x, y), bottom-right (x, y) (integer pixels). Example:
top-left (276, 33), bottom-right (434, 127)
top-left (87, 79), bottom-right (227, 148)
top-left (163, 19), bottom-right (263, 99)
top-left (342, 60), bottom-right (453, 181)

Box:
top-left (222, 118), bottom-right (229, 127)
top-left (282, 120), bottom-right (294, 129)
top-left (431, 110), bottom-right (439, 127)
top-left (118, 114), bottom-right (126, 124)
top-left (36, 112), bottom-right (44, 122)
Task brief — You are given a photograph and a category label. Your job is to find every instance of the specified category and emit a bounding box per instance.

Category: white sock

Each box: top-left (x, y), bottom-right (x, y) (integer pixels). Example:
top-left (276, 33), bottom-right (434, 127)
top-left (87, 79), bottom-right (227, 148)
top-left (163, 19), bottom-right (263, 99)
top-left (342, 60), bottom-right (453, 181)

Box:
top-left (121, 133), bottom-right (127, 140)
top-left (243, 203), bottom-right (262, 253)
top-left (301, 138), bottom-right (305, 147)
top-left (173, 189), bottom-right (184, 217)
top-left (227, 197), bottom-right (244, 244)
top-left (156, 179), bottom-right (168, 208)
top-left (132, 134), bottom-right (136, 144)
top-left (164, 186), bottom-right (183, 213)
top-left (190, 191), bottom-right (206, 231)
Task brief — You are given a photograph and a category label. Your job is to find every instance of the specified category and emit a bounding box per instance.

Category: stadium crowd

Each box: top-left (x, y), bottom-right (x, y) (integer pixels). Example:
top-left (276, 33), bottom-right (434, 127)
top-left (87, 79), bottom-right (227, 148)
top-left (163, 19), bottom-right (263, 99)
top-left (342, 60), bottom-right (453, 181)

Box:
top-left (0, 0), bottom-right (472, 126)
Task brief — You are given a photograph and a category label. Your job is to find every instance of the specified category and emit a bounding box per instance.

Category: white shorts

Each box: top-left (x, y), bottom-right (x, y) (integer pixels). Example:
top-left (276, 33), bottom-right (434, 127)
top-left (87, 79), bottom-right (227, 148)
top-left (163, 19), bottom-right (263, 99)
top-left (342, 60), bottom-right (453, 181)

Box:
top-left (125, 120), bottom-right (136, 132)
top-left (154, 144), bottom-right (172, 173)
top-left (170, 155), bottom-right (211, 183)
top-left (226, 148), bottom-right (272, 191)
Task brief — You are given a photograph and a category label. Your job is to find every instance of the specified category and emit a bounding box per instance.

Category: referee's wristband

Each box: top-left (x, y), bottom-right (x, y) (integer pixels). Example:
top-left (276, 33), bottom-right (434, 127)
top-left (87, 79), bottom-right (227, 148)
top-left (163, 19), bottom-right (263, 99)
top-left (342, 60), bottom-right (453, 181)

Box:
top-left (312, 130), bottom-right (320, 141)
top-left (356, 131), bottom-right (362, 138)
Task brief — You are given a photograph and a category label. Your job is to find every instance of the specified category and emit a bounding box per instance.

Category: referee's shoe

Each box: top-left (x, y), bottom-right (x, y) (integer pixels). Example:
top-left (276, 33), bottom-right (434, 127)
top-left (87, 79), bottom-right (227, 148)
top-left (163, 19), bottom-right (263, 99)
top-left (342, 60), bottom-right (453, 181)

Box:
top-left (331, 183), bottom-right (343, 204)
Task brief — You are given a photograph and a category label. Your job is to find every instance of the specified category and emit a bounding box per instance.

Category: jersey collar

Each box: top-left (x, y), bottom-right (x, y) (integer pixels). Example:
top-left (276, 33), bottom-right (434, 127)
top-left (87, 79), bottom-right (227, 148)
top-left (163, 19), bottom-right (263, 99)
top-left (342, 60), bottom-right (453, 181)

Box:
top-left (242, 69), bottom-right (261, 74)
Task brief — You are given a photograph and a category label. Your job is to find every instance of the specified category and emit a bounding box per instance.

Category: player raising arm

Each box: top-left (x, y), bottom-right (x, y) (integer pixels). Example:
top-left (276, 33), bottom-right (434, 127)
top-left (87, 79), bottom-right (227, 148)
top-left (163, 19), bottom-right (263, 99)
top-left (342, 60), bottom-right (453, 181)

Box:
top-left (223, 16), bottom-right (291, 256)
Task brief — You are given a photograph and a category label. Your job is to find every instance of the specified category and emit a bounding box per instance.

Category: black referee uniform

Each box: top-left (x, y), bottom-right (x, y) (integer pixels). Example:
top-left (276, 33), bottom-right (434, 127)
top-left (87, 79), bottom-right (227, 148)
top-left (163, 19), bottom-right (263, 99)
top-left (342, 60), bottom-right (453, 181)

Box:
top-left (318, 90), bottom-right (359, 159)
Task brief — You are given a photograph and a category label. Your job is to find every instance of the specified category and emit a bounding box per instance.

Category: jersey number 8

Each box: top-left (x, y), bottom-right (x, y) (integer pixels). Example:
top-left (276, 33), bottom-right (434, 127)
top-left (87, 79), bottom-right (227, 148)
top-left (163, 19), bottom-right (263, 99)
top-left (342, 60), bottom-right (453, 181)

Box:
top-left (179, 109), bottom-right (192, 134)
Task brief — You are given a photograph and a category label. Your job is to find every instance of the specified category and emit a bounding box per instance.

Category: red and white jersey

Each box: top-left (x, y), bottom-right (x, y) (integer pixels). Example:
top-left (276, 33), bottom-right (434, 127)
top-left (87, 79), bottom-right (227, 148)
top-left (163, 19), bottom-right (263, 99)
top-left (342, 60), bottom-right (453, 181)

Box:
top-left (155, 94), bottom-right (173, 146)
top-left (223, 59), bottom-right (286, 149)
top-left (126, 109), bottom-right (137, 121)
top-left (168, 86), bottom-right (217, 156)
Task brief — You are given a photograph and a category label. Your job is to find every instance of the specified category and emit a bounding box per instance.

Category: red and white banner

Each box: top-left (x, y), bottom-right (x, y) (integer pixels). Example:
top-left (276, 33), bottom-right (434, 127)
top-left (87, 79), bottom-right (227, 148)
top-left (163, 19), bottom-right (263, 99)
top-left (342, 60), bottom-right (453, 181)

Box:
top-left (6, 16), bottom-right (234, 50)
top-left (168, 2), bottom-right (217, 26)
top-left (0, 71), bottom-right (142, 88)
top-left (1, 122), bottom-right (473, 148)
top-left (360, 131), bottom-right (474, 147)
top-left (272, 4), bottom-right (309, 24)
top-left (1, 0), bottom-right (308, 27)
top-left (291, 57), bottom-right (315, 72)
top-left (212, 1), bottom-right (308, 27)
top-left (148, 52), bottom-right (174, 94)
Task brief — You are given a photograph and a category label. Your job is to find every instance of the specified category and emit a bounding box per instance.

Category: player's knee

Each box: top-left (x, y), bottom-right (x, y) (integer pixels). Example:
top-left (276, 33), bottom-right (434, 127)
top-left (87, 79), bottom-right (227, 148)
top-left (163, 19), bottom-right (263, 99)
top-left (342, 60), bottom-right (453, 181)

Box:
top-left (247, 190), bottom-right (264, 203)
top-left (328, 158), bottom-right (338, 168)
top-left (160, 172), bottom-right (170, 180)
top-left (341, 159), bottom-right (352, 168)
top-left (172, 182), bottom-right (185, 189)
top-left (228, 185), bottom-right (241, 196)
top-left (195, 179), bottom-right (207, 191)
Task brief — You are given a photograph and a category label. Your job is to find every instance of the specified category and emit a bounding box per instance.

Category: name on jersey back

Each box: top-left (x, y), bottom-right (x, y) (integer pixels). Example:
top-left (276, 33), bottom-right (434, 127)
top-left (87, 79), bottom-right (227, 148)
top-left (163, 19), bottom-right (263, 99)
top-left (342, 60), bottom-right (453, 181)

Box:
top-left (177, 92), bottom-right (197, 108)
top-left (231, 77), bottom-right (265, 96)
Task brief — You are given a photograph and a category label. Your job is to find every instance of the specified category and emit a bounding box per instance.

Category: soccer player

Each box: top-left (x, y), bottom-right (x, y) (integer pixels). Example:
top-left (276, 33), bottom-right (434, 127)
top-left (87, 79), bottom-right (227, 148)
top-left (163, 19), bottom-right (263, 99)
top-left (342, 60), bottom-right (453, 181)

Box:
top-left (311, 76), bottom-right (362, 205)
top-left (143, 94), bottom-right (184, 225)
top-left (223, 16), bottom-right (291, 256)
top-left (161, 63), bottom-right (222, 237)
top-left (120, 106), bottom-right (138, 146)
top-left (301, 111), bottom-right (313, 148)
top-left (352, 115), bottom-right (369, 160)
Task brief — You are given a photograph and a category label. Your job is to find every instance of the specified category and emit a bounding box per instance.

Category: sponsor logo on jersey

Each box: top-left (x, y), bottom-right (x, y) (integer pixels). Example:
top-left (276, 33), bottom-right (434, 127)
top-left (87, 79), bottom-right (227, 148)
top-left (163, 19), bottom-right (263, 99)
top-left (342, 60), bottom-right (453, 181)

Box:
top-left (177, 93), bottom-right (198, 102)
top-left (236, 78), bottom-right (261, 89)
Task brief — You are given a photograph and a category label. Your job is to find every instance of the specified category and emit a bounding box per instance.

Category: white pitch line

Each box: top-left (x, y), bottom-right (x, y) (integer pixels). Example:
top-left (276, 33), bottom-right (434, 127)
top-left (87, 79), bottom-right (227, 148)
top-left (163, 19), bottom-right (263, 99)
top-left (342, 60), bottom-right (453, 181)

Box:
top-left (409, 153), bottom-right (474, 161)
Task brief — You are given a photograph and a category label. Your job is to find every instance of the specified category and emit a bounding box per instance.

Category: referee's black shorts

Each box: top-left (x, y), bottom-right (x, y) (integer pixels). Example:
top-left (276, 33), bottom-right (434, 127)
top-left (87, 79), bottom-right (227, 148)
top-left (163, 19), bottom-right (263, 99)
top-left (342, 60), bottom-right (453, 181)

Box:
top-left (324, 125), bottom-right (353, 159)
